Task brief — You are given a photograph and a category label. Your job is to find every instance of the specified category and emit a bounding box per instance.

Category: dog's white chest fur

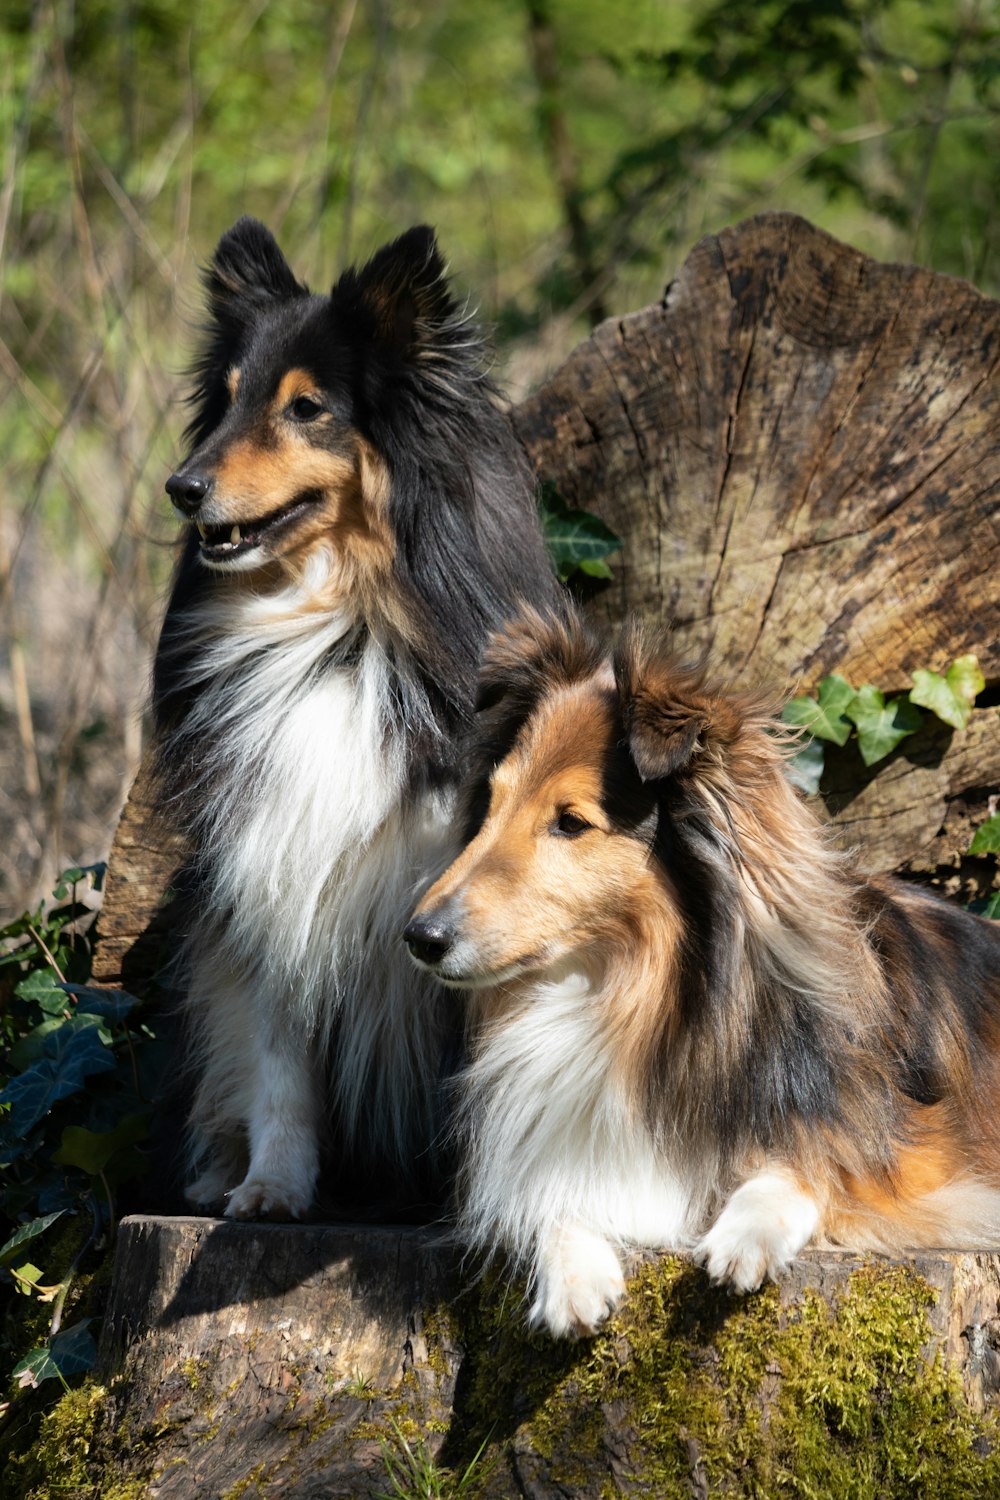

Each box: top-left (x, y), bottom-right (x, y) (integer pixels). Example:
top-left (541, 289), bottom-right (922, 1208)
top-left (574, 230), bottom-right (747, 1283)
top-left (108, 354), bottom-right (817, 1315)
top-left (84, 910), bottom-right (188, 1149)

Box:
top-left (459, 967), bottom-right (698, 1259)
top-left (177, 589), bottom-right (453, 1215)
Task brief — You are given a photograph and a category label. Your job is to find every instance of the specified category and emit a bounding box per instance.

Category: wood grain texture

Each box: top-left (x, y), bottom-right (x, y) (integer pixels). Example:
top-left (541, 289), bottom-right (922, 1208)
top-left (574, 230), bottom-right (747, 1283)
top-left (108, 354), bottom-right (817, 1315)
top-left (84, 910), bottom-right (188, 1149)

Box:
top-left (514, 212), bottom-right (1000, 691)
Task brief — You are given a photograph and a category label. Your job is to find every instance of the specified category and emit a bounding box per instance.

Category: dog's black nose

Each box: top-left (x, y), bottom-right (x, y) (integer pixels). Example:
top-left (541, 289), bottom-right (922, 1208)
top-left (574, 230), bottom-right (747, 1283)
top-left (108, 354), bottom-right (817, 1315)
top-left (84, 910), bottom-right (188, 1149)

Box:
top-left (166, 470), bottom-right (212, 516)
top-left (403, 914), bottom-right (454, 966)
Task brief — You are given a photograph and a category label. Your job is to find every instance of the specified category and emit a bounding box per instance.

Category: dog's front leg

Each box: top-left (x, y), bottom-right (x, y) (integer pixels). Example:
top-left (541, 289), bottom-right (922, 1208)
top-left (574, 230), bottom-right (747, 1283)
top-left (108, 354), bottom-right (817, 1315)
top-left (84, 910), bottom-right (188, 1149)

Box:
top-left (528, 1223), bottom-right (627, 1339)
top-left (695, 1168), bottom-right (819, 1293)
top-left (224, 1003), bottom-right (322, 1221)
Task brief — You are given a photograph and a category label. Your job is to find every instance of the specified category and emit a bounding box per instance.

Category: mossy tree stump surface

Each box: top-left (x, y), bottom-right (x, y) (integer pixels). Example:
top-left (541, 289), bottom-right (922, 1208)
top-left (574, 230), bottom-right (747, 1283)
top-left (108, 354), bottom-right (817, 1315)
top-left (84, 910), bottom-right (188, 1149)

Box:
top-left (74, 1217), bottom-right (1000, 1497)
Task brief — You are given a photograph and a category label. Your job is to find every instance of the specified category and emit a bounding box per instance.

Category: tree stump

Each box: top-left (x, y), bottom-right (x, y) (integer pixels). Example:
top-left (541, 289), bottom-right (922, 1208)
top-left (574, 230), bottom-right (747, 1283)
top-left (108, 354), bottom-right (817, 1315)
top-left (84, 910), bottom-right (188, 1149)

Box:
top-left (82, 1218), bottom-right (1000, 1497)
top-left (92, 211), bottom-right (1000, 989)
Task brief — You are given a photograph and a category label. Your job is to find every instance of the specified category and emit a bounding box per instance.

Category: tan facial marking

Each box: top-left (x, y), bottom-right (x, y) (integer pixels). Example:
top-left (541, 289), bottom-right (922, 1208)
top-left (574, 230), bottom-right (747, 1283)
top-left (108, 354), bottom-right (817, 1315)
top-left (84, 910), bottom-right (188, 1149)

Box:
top-left (273, 368), bottom-right (325, 414)
top-left (226, 366), bottom-right (241, 400)
top-left (212, 437), bottom-right (355, 522)
top-left (420, 680), bottom-right (668, 977)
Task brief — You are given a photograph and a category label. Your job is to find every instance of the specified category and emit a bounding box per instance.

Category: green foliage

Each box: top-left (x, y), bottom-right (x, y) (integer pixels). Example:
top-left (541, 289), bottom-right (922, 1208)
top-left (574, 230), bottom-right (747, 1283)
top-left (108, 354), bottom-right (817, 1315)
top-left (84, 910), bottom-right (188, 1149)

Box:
top-left (844, 685), bottom-right (924, 768)
top-left (377, 1417), bottom-right (494, 1500)
top-left (783, 672), bottom-right (856, 745)
top-left (786, 658), bottom-right (998, 918)
top-left (12, 1321), bottom-right (98, 1390)
top-left (781, 653), bottom-right (985, 783)
top-left (970, 813), bottom-right (1000, 857)
top-left (0, 867), bottom-right (150, 1411)
top-left (538, 483), bottom-right (622, 582)
top-left (910, 655), bottom-right (985, 732)
top-left (967, 812), bottom-right (1000, 920)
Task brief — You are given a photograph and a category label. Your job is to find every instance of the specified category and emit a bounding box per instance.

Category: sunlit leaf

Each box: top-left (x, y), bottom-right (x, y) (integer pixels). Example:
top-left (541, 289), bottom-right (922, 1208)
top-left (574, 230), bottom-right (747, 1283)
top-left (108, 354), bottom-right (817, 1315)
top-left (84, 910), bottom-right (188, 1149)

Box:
top-left (0, 1210), bottom-right (65, 1265)
top-left (910, 654), bottom-right (983, 731)
top-left (845, 685), bottom-right (922, 767)
top-left (14, 971), bottom-right (69, 1013)
top-left (12, 1261), bottom-right (44, 1293)
top-left (970, 813), bottom-right (1000, 857)
top-left (781, 674), bottom-right (855, 745)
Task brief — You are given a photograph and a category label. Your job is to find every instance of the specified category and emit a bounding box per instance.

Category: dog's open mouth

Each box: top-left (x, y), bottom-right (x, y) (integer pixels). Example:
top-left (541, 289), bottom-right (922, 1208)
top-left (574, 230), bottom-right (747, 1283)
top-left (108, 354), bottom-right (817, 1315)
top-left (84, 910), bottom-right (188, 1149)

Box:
top-left (197, 491), bottom-right (322, 562)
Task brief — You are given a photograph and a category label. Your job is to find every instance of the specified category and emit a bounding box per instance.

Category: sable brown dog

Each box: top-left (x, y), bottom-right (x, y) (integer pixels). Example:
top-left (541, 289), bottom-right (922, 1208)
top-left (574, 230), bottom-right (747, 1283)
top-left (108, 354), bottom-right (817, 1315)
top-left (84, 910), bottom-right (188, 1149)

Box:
top-left (405, 608), bottom-right (1000, 1336)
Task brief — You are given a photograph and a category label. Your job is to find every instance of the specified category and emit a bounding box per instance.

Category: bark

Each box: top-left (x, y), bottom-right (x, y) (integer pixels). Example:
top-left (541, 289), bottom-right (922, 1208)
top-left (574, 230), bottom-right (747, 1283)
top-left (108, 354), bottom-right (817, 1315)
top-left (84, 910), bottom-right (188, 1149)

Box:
top-left (88, 1217), bottom-right (1000, 1498)
top-left (511, 210), bottom-right (1000, 882)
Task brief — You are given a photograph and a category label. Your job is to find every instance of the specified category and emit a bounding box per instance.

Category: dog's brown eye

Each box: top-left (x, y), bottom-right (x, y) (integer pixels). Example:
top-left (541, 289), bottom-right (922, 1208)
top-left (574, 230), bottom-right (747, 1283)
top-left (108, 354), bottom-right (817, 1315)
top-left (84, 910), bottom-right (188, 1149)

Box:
top-left (289, 395), bottom-right (324, 421)
top-left (554, 811), bottom-right (590, 837)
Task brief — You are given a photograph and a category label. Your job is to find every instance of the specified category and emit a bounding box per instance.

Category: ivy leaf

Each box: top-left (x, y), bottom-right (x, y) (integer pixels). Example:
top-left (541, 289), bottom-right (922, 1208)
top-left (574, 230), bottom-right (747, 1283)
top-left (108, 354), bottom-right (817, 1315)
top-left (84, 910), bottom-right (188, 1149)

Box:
top-left (9, 1013), bottom-right (106, 1071)
top-left (785, 737), bottom-right (825, 795)
top-left (13, 1321), bottom-right (97, 1386)
top-left (910, 655), bottom-right (983, 731)
top-left (0, 1210), bottom-right (65, 1265)
top-left (54, 1114), bottom-right (148, 1178)
top-left (577, 557), bottom-right (614, 579)
top-left (781, 674), bottom-right (855, 745)
top-left (0, 1025), bottom-right (115, 1135)
top-left (970, 813), bottom-right (1000, 857)
top-left (14, 971), bottom-right (70, 1014)
top-left (11, 1262), bottom-right (44, 1294)
top-left (539, 487), bottom-right (622, 580)
top-left (60, 984), bottom-right (138, 1023)
top-left (982, 893), bottom-right (1000, 920)
top-left (845, 686), bottom-right (922, 767)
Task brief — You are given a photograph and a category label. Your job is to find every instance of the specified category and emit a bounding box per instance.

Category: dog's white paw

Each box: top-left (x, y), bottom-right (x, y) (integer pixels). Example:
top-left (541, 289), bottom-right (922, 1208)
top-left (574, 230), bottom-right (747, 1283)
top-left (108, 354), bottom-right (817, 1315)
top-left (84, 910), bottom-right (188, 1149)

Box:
top-left (695, 1172), bottom-right (819, 1293)
top-left (529, 1225), bottom-right (626, 1339)
top-left (185, 1167), bottom-right (237, 1212)
top-left (224, 1174), bottom-right (312, 1221)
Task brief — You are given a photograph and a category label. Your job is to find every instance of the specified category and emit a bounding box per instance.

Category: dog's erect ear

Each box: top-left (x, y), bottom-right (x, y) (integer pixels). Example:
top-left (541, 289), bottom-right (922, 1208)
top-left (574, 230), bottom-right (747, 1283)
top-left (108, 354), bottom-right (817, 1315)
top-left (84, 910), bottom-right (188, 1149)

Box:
top-left (614, 617), bottom-right (740, 782)
top-left (205, 217), bottom-right (308, 324)
top-left (331, 226), bottom-right (472, 362)
top-left (477, 605), bottom-right (603, 716)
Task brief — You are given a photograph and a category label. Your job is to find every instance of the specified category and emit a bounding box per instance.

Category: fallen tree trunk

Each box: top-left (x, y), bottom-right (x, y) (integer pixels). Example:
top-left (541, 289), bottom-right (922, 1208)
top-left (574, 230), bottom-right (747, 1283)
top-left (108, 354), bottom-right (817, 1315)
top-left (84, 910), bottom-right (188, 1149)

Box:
top-left (92, 212), bottom-right (1000, 989)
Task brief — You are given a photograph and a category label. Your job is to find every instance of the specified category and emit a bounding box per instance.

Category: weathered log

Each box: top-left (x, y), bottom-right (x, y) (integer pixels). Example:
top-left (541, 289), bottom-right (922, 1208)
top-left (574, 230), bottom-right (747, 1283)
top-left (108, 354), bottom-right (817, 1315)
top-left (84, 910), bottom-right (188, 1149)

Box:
top-left (77, 1217), bottom-right (1000, 1497)
top-left (92, 211), bottom-right (1000, 987)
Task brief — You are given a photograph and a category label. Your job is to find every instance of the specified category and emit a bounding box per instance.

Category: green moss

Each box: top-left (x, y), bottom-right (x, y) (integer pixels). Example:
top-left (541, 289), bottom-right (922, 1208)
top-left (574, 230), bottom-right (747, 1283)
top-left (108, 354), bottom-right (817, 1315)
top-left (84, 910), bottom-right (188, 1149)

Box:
top-left (2, 1379), bottom-right (107, 1499)
top-left (436, 1257), bottom-right (1000, 1499)
top-left (13, 1251), bottom-right (999, 1498)
top-left (219, 1461), bottom-right (267, 1499)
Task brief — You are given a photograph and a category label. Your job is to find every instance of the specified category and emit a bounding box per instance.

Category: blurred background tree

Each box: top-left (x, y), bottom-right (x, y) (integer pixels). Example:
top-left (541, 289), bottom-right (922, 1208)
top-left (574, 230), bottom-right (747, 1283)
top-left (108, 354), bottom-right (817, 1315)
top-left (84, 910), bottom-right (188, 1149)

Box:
top-left (1, 0), bottom-right (998, 916)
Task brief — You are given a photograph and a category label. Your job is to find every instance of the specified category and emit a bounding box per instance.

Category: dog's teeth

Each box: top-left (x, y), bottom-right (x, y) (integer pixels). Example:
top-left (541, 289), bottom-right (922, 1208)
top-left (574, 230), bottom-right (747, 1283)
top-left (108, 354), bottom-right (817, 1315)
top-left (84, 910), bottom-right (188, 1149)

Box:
top-left (230, 526), bottom-right (241, 545)
top-left (197, 522), bottom-right (207, 539)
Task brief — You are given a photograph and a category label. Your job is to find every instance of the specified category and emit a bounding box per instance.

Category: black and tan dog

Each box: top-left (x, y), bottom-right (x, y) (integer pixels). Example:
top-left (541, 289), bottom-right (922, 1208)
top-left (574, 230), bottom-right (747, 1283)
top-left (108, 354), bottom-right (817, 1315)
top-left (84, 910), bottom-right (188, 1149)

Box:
top-left (406, 607), bottom-right (1000, 1336)
top-left (154, 221), bottom-right (559, 1220)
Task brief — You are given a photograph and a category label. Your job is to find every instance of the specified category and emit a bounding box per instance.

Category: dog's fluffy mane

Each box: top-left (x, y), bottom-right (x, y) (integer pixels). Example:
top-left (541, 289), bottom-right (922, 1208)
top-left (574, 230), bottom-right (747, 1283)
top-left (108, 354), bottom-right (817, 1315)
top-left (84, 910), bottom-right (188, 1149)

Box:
top-left (452, 608), bottom-right (1000, 1271)
top-left (151, 222), bottom-right (558, 1206)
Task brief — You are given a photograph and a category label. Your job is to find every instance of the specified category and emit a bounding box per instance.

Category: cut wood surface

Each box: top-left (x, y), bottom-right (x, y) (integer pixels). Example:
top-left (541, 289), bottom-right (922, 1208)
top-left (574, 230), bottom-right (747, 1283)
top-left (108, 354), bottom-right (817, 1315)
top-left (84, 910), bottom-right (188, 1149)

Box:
top-left (92, 212), bottom-right (1000, 988)
top-left (92, 1217), bottom-right (1000, 1498)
